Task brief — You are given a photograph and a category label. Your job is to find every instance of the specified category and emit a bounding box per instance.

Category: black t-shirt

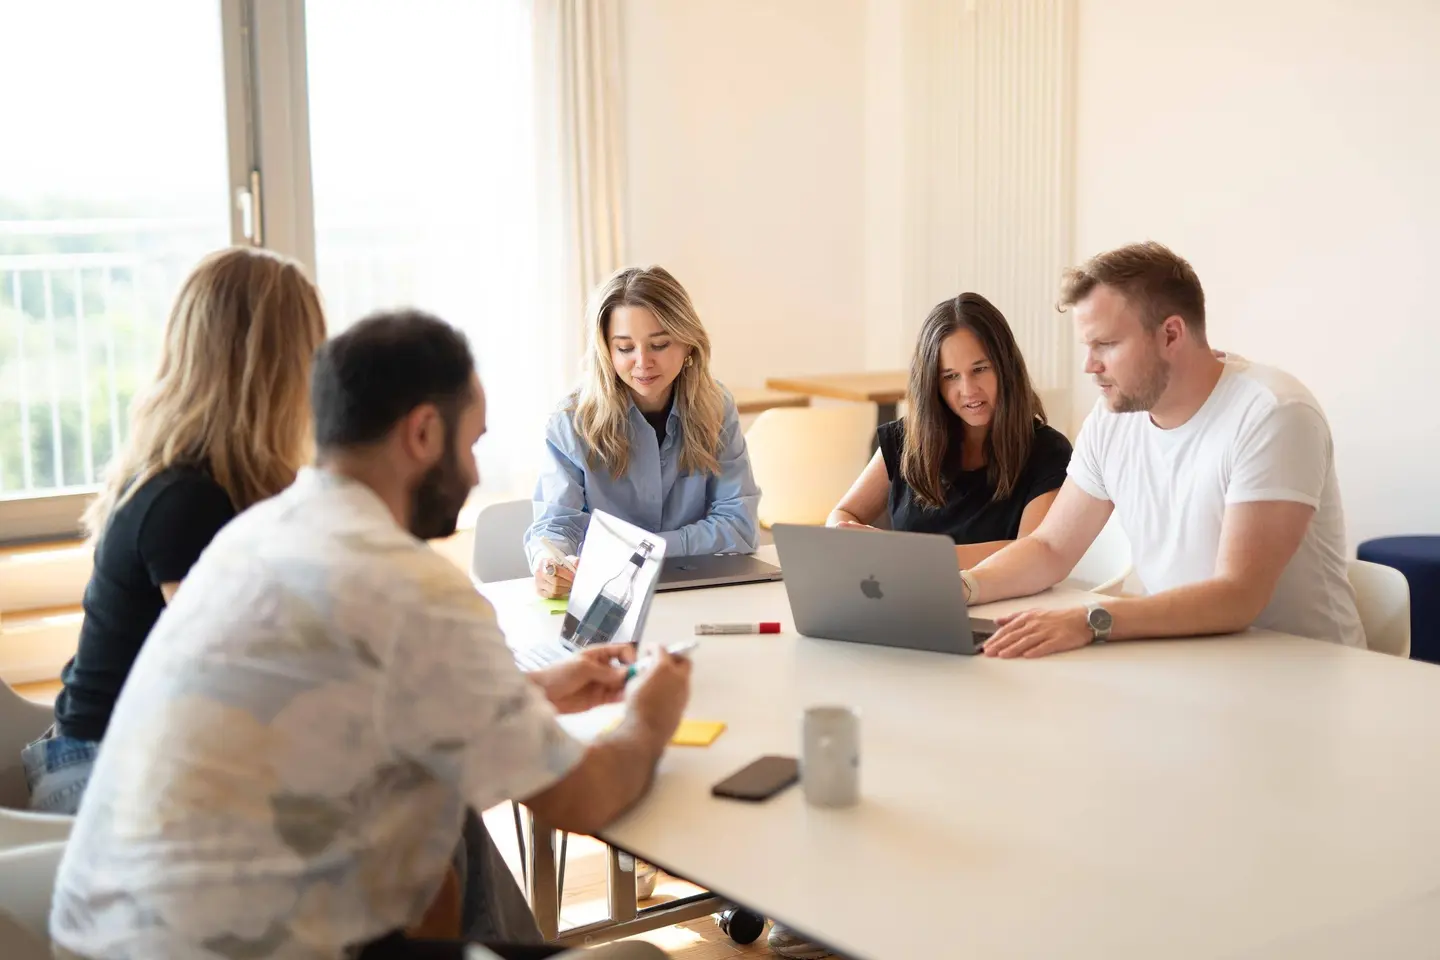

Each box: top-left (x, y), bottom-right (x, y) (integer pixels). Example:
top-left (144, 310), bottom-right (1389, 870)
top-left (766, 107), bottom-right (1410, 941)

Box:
top-left (641, 397), bottom-right (672, 448)
top-left (642, 408), bottom-right (668, 447)
top-left (877, 418), bottom-right (1073, 544)
top-left (54, 466), bottom-right (236, 741)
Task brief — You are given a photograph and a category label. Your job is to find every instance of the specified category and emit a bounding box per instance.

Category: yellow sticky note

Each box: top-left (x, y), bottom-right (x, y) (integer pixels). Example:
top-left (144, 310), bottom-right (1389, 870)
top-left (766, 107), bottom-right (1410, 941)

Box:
top-left (598, 717), bottom-right (727, 747)
top-left (671, 719), bottom-right (727, 747)
top-left (538, 598), bottom-right (568, 615)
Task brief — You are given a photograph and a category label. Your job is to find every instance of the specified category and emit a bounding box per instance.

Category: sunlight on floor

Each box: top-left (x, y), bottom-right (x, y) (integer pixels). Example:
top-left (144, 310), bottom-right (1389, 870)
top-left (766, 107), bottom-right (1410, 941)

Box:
top-left (628, 924), bottom-right (709, 952)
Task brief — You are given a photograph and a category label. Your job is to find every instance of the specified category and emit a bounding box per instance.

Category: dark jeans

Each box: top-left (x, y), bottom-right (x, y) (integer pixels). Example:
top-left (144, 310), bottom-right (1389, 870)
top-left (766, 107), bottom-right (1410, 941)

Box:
top-left (459, 807), bottom-right (547, 943)
top-left (362, 811), bottom-right (556, 958)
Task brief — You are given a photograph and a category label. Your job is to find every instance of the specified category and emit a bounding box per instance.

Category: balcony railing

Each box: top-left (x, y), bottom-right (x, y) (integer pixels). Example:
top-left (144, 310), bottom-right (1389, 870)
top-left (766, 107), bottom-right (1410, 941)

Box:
top-left (1, 216), bottom-right (546, 513)
top-left (0, 218), bottom-right (222, 499)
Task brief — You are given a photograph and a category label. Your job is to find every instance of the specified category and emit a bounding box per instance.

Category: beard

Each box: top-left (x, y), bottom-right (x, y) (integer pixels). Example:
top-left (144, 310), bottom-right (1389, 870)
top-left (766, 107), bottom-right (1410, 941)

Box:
top-left (409, 441), bottom-right (472, 541)
top-left (1105, 350), bottom-right (1171, 413)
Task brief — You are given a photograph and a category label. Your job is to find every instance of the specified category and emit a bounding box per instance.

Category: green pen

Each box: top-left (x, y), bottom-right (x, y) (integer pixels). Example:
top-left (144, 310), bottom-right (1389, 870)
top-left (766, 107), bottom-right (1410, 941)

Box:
top-left (623, 640), bottom-right (700, 681)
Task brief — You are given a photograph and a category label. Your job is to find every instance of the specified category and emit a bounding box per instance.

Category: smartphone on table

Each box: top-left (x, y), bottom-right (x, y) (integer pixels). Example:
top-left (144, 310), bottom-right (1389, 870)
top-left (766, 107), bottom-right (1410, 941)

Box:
top-left (711, 755), bottom-right (800, 802)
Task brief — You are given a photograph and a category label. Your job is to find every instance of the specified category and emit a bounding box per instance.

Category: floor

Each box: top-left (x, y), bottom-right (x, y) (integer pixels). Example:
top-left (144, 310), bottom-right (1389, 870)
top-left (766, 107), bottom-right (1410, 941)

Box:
top-left (479, 806), bottom-right (804, 960)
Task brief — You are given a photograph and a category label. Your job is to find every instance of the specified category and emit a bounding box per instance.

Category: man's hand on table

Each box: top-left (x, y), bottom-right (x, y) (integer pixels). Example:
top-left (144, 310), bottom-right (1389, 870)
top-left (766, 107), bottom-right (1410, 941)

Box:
top-left (982, 607), bottom-right (1095, 659)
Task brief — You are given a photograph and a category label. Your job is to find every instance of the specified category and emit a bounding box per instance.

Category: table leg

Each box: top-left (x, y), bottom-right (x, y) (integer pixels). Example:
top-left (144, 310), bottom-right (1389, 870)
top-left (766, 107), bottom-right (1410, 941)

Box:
top-left (607, 849), bottom-right (639, 923)
top-left (526, 811), bottom-right (561, 941)
top-left (525, 817), bottom-right (726, 950)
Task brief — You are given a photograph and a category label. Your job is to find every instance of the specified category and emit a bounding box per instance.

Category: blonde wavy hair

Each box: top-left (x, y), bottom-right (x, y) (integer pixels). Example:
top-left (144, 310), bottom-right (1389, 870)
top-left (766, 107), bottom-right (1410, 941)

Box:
top-left (573, 266), bottom-right (726, 479)
top-left (82, 246), bottom-right (327, 540)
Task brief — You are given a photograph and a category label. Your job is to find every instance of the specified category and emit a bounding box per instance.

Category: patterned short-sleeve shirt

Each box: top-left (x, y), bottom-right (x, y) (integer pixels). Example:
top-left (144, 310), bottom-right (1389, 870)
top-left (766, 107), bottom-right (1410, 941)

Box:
top-left (51, 468), bottom-right (584, 959)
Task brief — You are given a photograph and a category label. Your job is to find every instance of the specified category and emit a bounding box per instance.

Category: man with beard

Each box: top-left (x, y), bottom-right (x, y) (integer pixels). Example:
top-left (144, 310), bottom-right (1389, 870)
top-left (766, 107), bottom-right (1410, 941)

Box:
top-left (963, 242), bottom-right (1363, 657)
top-left (49, 311), bottom-right (685, 960)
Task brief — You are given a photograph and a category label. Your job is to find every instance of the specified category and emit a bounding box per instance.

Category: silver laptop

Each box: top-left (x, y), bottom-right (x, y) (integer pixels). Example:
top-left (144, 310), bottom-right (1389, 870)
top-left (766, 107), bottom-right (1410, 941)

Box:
top-left (771, 524), bottom-right (995, 655)
top-left (513, 511), bottom-right (666, 672)
top-left (656, 553), bottom-right (783, 592)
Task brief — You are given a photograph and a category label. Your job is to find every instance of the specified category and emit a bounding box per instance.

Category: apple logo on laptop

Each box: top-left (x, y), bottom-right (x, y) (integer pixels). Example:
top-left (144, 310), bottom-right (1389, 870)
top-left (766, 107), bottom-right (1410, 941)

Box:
top-left (861, 575), bottom-right (884, 600)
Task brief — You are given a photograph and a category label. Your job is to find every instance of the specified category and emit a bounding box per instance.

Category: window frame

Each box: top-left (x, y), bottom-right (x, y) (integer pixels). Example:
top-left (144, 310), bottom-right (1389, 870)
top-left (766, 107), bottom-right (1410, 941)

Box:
top-left (0, 0), bottom-right (315, 546)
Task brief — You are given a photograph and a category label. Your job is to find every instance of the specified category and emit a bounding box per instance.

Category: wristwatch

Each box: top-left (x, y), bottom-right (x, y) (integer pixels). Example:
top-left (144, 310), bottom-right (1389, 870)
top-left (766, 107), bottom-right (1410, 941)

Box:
top-left (1084, 602), bottom-right (1113, 644)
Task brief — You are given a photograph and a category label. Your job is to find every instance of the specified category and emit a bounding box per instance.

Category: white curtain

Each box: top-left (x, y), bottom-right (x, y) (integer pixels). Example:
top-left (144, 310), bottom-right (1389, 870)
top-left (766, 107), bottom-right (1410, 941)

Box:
top-left (309, 0), bottom-right (629, 502)
top-left (306, 1), bottom-right (564, 500)
top-left (532, 0), bottom-right (628, 394)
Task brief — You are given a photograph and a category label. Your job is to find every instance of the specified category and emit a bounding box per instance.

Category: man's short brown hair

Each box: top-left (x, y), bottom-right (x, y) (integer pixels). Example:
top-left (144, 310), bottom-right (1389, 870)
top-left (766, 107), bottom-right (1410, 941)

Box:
top-left (1059, 241), bottom-right (1206, 337)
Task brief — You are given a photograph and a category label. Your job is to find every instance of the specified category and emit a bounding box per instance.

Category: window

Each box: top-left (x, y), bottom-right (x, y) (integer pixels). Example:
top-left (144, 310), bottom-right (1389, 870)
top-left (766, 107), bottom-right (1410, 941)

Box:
top-left (305, 0), bottom-right (556, 498)
top-left (1, 0), bottom-right (567, 544)
top-left (0, 1), bottom-right (234, 539)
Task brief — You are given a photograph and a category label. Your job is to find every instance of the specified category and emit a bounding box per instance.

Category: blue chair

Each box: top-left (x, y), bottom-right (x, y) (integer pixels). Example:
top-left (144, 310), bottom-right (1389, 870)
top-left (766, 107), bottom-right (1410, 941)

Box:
top-left (1356, 536), bottom-right (1440, 664)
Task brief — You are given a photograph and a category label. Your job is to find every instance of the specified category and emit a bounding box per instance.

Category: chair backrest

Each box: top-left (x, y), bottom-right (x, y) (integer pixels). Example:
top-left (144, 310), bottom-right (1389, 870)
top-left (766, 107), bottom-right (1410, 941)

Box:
top-left (0, 907), bottom-right (49, 960)
top-left (0, 684), bottom-right (53, 810)
top-left (1348, 559), bottom-right (1411, 657)
top-left (0, 840), bottom-right (66, 943)
top-left (746, 404), bottom-right (877, 528)
top-left (1065, 512), bottom-right (1133, 596)
top-left (0, 810), bottom-right (74, 851)
top-left (470, 499), bottom-right (536, 584)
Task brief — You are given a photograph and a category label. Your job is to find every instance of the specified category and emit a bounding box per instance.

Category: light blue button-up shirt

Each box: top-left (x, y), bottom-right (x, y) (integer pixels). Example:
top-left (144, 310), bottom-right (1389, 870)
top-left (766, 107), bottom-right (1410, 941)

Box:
top-left (524, 388), bottom-right (761, 568)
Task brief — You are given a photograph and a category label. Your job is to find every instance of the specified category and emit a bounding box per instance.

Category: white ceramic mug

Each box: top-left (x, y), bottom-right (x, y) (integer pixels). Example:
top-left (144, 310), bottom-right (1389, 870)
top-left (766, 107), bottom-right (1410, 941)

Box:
top-left (801, 705), bottom-right (860, 808)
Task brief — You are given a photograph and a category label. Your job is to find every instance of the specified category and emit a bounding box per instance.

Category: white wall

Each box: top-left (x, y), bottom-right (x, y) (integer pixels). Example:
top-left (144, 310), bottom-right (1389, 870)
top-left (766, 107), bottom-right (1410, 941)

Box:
top-left (1073, 0), bottom-right (1440, 545)
top-left (620, 0), bottom-right (867, 390)
top-left (861, 0), bottom-right (909, 372)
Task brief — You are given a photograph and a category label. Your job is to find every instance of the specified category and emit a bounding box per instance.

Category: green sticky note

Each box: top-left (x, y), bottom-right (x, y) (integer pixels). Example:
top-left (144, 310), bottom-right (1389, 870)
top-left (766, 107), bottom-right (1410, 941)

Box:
top-left (539, 598), bottom-right (569, 615)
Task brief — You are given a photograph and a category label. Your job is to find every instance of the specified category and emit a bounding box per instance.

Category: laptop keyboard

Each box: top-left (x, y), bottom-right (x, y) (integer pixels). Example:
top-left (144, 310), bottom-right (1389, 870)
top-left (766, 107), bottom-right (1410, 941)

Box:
top-left (512, 643), bottom-right (565, 672)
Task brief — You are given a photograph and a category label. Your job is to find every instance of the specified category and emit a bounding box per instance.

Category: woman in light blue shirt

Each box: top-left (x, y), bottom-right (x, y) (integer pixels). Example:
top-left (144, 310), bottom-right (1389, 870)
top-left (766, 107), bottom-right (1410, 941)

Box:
top-left (527, 265), bottom-right (761, 598)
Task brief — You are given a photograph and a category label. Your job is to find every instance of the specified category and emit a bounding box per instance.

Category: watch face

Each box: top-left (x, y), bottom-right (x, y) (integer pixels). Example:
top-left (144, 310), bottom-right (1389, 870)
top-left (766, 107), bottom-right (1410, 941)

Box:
top-left (1088, 607), bottom-right (1113, 631)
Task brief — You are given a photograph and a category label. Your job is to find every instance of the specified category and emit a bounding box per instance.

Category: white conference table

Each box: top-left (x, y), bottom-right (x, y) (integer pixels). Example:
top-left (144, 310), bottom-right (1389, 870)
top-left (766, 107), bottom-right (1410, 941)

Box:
top-left (482, 548), bottom-right (1440, 959)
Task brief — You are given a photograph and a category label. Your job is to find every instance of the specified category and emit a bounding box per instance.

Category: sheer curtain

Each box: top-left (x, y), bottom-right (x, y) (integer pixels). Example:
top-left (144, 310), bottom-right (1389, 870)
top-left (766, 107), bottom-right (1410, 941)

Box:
top-left (306, 0), bottom-right (627, 501)
top-left (531, 0), bottom-right (628, 414)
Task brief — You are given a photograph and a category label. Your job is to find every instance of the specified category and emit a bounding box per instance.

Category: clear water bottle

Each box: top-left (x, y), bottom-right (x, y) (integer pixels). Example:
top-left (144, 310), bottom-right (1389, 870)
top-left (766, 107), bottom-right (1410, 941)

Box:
top-left (574, 541), bottom-right (653, 645)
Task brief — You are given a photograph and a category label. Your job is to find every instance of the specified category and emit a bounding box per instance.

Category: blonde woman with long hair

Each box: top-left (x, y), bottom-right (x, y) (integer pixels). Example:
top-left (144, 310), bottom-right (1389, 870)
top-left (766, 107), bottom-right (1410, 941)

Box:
top-left (22, 246), bottom-right (326, 813)
top-left (525, 265), bottom-right (760, 599)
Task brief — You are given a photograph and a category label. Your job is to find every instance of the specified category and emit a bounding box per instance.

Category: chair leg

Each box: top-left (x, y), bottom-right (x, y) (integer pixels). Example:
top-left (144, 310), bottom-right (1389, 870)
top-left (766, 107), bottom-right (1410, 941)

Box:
top-left (511, 800), bottom-right (528, 891)
top-left (557, 831), bottom-right (569, 904)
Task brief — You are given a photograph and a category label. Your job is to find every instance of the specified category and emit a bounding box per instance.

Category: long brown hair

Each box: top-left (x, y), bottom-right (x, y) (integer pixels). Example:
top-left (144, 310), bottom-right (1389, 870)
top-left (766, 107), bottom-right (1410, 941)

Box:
top-left (82, 246), bottom-right (327, 540)
top-left (573, 265), bottom-right (725, 479)
top-left (900, 293), bottom-right (1046, 508)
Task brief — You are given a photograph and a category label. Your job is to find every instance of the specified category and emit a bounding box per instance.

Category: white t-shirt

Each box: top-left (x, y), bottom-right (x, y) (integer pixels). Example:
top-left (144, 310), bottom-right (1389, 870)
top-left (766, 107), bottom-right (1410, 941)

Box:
top-left (1068, 358), bottom-right (1364, 649)
top-left (50, 468), bottom-right (585, 959)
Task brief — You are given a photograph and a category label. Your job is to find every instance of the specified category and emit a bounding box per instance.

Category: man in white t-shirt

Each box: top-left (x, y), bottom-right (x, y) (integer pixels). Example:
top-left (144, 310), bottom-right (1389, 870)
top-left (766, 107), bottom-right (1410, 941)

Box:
top-left (963, 241), bottom-right (1364, 657)
top-left (49, 311), bottom-right (686, 959)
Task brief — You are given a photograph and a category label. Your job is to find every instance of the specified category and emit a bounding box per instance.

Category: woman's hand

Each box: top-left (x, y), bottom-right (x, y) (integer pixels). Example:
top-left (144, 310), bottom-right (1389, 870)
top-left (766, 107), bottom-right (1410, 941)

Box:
top-left (534, 556), bottom-right (578, 598)
top-left (834, 520), bottom-right (880, 531)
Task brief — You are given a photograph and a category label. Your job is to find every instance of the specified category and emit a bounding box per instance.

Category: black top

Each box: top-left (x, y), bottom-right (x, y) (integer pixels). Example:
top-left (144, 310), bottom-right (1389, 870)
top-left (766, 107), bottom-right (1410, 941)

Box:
top-left (641, 398), bottom-right (672, 447)
top-left (54, 466), bottom-right (236, 741)
top-left (877, 418), bottom-right (1073, 545)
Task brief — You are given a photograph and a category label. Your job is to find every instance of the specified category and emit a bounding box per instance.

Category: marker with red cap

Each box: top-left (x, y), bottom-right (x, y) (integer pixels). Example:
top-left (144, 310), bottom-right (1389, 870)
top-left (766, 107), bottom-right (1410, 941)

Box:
top-left (694, 622), bottom-right (781, 635)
